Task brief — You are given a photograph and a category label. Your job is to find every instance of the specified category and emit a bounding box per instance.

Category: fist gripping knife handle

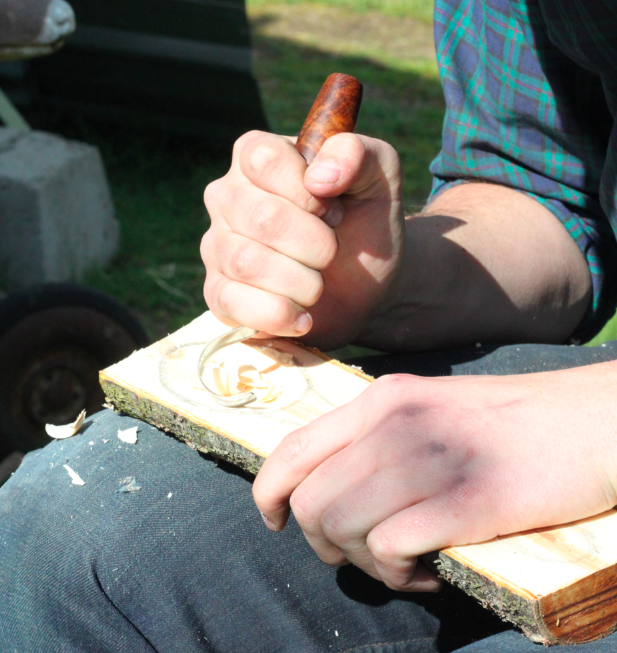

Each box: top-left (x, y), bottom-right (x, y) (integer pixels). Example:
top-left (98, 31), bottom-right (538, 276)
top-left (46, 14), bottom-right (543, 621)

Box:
top-left (199, 73), bottom-right (363, 407)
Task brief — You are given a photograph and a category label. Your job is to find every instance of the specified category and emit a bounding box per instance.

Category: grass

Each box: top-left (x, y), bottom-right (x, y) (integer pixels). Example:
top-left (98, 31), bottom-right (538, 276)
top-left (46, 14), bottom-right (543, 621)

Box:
top-left (49, 118), bottom-right (231, 339)
top-left (585, 315), bottom-right (617, 346)
top-left (247, 0), bottom-right (433, 23)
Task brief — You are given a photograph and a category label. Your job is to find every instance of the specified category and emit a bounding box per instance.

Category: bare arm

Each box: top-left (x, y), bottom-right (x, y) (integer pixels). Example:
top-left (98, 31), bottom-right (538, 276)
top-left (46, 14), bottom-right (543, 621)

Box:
top-left (359, 182), bottom-right (592, 352)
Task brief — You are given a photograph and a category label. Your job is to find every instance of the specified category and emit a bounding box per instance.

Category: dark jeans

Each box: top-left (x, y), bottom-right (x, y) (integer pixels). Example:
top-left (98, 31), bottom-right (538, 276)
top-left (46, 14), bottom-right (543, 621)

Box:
top-left (3, 342), bottom-right (617, 652)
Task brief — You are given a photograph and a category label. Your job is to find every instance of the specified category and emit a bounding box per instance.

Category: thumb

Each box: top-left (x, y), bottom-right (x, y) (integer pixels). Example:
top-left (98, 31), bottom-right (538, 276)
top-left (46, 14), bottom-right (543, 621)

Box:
top-left (304, 133), bottom-right (402, 203)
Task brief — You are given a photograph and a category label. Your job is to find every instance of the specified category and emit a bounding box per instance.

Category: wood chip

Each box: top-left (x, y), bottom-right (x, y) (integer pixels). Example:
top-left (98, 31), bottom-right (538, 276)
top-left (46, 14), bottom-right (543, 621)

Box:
top-left (117, 476), bottom-right (141, 493)
top-left (63, 465), bottom-right (85, 486)
top-left (46, 409), bottom-right (86, 439)
top-left (117, 426), bottom-right (138, 444)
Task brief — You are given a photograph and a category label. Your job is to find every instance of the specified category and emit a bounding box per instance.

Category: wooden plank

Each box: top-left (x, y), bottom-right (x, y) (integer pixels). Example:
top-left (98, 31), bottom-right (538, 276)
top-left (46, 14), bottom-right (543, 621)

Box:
top-left (100, 311), bottom-right (617, 645)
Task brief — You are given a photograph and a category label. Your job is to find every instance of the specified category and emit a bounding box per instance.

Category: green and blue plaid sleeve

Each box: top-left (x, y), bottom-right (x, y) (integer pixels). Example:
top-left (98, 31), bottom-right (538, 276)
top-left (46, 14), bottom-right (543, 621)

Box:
top-left (429, 0), bottom-right (617, 341)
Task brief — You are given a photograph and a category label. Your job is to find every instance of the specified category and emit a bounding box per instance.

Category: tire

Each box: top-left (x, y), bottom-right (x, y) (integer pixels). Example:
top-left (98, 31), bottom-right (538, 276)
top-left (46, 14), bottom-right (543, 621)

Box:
top-left (0, 284), bottom-right (149, 457)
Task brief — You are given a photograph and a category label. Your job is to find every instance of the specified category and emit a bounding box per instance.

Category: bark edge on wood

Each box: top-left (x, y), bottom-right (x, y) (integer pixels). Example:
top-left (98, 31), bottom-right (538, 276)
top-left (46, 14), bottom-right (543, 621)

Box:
top-left (101, 379), bottom-right (264, 476)
top-left (422, 551), bottom-right (617, 645)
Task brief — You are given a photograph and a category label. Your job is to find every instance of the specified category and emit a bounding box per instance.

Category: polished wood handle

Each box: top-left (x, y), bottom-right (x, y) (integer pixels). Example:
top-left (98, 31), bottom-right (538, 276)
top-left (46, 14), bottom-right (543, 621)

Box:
top-left (295, 73), bottom-right (363, 165)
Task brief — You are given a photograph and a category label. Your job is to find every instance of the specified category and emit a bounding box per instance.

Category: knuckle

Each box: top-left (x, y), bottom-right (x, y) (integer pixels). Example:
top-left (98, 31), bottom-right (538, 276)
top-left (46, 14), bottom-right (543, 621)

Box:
top-left (371, 374), bottom-right (415, 403)
top-left (228, 240), bottom-right (266, 282)
top-left (200, 229), bottom-right (213, 262)
top-left (250, 200), bottom-right (288, 243)
top-left (317, 548), bottom-right (349, 567)
top-left (203, 273), bottom-right (221, 310)
top-left (203, 277), bottom-right (213, 307)
top-left (367, 529), bottom-right (398, 565)
top-left (246, 137), bottom-right (286, 182)
top-left (321, 512), bottom-right (351, 547)
top-left (213, 277), bottom-right (235, 316)
top-left (204, 177), bottom-right (224, 211)
top-left (233, 130), bottom-right (264, 158)
top-left (289, 489), bottom-right (320, 524)
top-left (279, 428), bottom-right (309, 468)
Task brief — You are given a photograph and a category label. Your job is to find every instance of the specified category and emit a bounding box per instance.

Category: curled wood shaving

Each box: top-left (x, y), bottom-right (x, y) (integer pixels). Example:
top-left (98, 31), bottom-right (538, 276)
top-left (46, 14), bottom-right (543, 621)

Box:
top-left (45, 409), bottom-right (86, 439)
top-left (211, 362), bottom-right (283, 404)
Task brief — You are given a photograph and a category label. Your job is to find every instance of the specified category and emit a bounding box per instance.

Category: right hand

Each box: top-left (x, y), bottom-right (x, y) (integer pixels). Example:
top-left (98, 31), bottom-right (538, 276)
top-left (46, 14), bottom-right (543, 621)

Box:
top-left (201, 130), bottom-right (405, 350)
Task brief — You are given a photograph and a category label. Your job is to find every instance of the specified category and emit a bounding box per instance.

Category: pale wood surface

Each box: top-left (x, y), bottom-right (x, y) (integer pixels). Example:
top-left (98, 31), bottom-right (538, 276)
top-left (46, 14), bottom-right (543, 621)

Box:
top-left (100, 311), bottom-right (617, 645)
top-left (445, 510), bottom-right (617, 599)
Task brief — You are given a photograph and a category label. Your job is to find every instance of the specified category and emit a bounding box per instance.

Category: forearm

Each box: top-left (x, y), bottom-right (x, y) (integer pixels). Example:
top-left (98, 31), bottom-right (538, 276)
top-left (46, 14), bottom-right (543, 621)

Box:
top-left (357, 182), bottom-right (592, 352)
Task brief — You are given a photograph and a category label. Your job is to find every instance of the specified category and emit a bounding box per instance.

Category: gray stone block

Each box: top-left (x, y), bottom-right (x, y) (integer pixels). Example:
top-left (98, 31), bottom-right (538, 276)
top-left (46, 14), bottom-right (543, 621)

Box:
top-left (0, 127), bottom-right (119, 290)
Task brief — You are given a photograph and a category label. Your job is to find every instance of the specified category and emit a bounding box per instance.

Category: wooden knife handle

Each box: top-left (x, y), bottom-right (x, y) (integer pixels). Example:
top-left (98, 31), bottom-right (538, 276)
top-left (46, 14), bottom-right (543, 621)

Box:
top-left (295, 73), bottom-right (363, 165)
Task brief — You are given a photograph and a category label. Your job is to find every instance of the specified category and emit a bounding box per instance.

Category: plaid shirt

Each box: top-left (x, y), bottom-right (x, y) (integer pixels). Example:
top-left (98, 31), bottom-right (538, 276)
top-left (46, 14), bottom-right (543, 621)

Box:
top-left (429, 0), bottom-right (617, 340)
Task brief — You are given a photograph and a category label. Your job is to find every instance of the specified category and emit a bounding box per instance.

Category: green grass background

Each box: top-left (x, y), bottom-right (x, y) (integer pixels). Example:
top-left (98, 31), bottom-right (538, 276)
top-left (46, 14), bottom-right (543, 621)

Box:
top-left (248, 0), bottom-right (433, 22)
top-left (49, 0), bottom-right (617, 346)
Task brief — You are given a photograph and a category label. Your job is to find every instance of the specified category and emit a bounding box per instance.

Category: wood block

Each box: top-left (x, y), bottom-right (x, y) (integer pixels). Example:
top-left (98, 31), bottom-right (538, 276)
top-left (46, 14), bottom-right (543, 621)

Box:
top-left (100, 311), bottom-right (372, 475)
top-left (99, 311), bottom-right (617, 646)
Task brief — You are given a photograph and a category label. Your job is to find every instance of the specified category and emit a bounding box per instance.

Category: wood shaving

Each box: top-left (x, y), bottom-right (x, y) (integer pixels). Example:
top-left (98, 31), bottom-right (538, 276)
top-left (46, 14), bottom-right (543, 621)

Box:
top-left (63, 464), bottom-right (85, 486)
top-left (118, 427), bottom-right (138, 444)
top-left (210, 361), bottom-right (283, 404)
top-left (117, 476), bottom-right (141, 493)
top-left (45, 409), bottom-right (86, 439)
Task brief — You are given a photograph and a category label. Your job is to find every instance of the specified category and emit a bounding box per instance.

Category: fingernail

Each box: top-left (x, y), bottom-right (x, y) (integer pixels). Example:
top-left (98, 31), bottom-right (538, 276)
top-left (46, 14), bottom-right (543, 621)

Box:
top-left (307, 159), bottom-right (341, 184)
top-left (323, 201), bottom-right (344, 228)
top-left (295, 312), bottom-right (312, 335)
top-left (261, 513), bottom-right (278, 532)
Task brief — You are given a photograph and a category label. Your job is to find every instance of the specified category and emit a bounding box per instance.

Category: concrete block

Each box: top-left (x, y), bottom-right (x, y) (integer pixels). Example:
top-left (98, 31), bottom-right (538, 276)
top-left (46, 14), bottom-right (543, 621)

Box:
top-left (0, 127), bottom-right (119, 290)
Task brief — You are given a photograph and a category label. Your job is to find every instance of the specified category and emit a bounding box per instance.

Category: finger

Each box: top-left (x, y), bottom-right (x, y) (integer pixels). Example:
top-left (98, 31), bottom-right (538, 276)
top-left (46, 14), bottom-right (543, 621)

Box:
top-left (235, 131), bottom-right (336, 222)
top-left (293, 446), bottom-right (445, 571)
top-left (295, 467), bottom-right (429, 569)
top-left (304, 133), bottom-right (402, 202)
top-left (204, 270), bottom-right (313, 337)
top-left (207, 178), bottom-right (339, 271)
top-left (373, 558), bottom-right (443, 593)
top-left (253, 396), bottom-right (370, 531)
top-left (366, 494), bottom-right (489, 591)
top-left (214, 231), bottom-right (324, 308)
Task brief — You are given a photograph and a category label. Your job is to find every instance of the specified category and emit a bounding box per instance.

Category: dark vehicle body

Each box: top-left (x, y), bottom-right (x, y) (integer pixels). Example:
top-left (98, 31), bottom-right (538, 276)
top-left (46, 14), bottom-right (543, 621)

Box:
top-left (0, 0), bottom-right (268, 139)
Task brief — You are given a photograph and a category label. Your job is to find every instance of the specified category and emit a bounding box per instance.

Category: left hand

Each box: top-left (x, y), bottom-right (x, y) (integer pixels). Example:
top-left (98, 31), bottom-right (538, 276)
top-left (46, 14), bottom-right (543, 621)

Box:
top-left (252, 366), bottom-right (617, 592)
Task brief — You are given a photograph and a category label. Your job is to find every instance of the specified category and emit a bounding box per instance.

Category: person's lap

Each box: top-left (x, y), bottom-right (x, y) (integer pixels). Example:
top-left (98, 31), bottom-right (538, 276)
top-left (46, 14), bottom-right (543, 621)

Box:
top-left (2, 342), bottom-right (617, 652)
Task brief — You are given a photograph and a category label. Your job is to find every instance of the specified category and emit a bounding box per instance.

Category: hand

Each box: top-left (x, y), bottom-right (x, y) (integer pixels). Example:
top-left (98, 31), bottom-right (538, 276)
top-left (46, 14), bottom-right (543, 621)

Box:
top-left (201, 130), bottom-right (405, 350)
top-left (253, 365), bottom-right (617, 592)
